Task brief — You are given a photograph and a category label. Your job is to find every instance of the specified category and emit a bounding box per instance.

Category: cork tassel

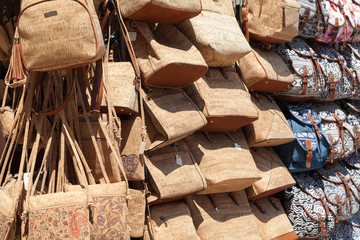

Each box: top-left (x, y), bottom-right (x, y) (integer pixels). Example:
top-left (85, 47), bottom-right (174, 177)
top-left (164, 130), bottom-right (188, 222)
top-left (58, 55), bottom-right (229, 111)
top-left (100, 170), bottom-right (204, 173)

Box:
top-left (5, 28), bottom-right (28, 88)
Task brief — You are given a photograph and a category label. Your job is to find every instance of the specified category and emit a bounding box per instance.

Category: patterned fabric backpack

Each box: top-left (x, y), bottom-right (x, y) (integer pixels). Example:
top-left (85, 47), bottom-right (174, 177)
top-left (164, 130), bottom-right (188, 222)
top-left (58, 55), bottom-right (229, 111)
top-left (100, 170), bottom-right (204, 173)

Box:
top-left (274, 102), bottom-right (331, 173)
top-left (311, 102), bottom-right (357, 162)
top-left (275, 38), bottom-right (326, 101)
top-left (315, 45), bottom-right (355, 101)
top-left (315, 0), bottom-right (356, 44)
top-left (317, 162), bottom-right (360, 221)
top-left (326, 210), bottom-right (360, 240)
top-left (284, 173), bottom-right (336, 239)
top-left (298, 0), bottom-right (329, 38)
top-left (342, 100), bottom-right (360, 153)
top-left (341, 44), bottom-right (360, 99)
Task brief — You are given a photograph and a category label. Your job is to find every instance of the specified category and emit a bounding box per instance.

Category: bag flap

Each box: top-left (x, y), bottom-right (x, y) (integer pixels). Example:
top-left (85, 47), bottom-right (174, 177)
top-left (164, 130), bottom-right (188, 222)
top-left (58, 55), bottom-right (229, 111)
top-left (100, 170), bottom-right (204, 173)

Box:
top-left (345, 153), bottom-right (360, 169)
top-left (294, 131), bottom-right (318, 152)
top-left (287, 38), bottom-right (317, 57)
top-left (317, 162), bottom-right (351, 182)
top-left (286, 103), bottom-right (321, 125)
top-left (293, 172), bottom-right (325, 199)
top-left (326, 1), bottom-right (346, 27)
top-left (347, 101), bottom-right (360, 113)
top-left (348, 44), bottom-right (360, 60)
top-left (312, 103), bottom-right (347, 122)
top-left (317, 46), bottom-right (343, 60)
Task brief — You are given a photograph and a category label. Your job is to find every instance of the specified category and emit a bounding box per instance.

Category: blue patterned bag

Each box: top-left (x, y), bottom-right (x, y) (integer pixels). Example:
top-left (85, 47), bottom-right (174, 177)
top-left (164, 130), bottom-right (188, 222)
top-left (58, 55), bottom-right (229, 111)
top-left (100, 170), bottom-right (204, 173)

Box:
top-left (274, 102), bottom-right (331, 173)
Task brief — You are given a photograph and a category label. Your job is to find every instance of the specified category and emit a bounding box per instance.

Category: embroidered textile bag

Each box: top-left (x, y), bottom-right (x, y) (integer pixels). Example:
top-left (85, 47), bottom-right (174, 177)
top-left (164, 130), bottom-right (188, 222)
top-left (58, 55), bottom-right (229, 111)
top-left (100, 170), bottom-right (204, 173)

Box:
top-left (144, 141), bottom-right (206, 203)
top-left (184, 131), bottom-right (261, 194)
top-left (274, 103), bottom-right (331, 173)
top-left (275, 38), bottom-right (326, 101)
top-left (238, 47), bottom-right (294, 93)
top-left (143, 88), bottom-right (207, 151)
top-left (311, 102), bottom-right (356, 162)
top-left (129, 21), bottom-right (208, 88)
top-left (315, 0), bottom-right (356, 44)
top-left (246, 0), bottom-right (300, 43)
top-left (144, 202), bottom-right (200, 240)
top-left (285, 172), bottom-right (336, 239)
top-left (317, 162), bottom-right (360, 221)
top-left (340, 44), bottom-right (360, 99)
top-left (327, 209), bottom-right (360, 240)
top-left (177, 0), bottom-right (251, 67)
top-left (297, 0), bottom-right (329, 38)
top-left (118, 0), bottom-right (202, 24)
top-left (183, 66), bottom-right (258, 132)
top-left (249, 197), bottom-right (298, 240)
top-left (243, 93), bottom-right (295, 147)
top-left (17, 0), bottom-right (105, 71)
top-left (246, 148), bottom-right (295, 200)
top-left (186, 192), bottom-right (262, 240)
top-left (315, 45), bottom-right (355, 101)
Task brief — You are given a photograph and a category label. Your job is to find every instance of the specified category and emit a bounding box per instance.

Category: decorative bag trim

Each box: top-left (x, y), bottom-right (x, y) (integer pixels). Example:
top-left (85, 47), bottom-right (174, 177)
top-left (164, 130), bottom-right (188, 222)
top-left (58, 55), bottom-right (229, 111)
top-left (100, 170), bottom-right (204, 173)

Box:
top-left (286, 103), bottom-right (322, 125)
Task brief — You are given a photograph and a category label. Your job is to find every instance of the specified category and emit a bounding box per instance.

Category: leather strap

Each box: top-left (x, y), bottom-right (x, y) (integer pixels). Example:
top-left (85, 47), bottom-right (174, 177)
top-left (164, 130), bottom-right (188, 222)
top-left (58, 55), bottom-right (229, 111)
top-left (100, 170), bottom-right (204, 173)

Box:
top-left (327, 134), bottom-right (335, 163)
top-left (300, 8), bottom-right (311, 31)
top-left (330, 18), bottom-right (340, 44)
top-left (301, 66), bottom-right (309, 95)
top-left (329, 73), bottom-right (336, 101)
top-left (35, 71), bottom-right (75, 116)
top-left (305, 140), bottom-right (313, 168)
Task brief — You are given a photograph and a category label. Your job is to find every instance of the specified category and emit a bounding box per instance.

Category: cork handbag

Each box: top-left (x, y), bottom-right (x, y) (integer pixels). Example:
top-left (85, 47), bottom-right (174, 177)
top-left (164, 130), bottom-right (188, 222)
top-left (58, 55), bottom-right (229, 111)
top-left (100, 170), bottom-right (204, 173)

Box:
top-left (247, 0), bottom-right (300, 43)
top-left (183, 66), bottom-right (258, 132)
top-left (243, 94), bottom-right (295, 147)
top-left (17, 0), bottom-right (105, 71)
top-left (184, 131), bottom-right (261, 195)
top-left (143, 88), bottom-right (207, 151)
top-left (177, 0), bottom-right (251, 67)
top-left (144, 202), bottom-right (200, 240)
top-left (246, 148), bottom-right (295, 200)
top-left (238, 47), bottom-right (294, 93)
top-left (249, 197), bottom-right (298, 240)
top-left (118, 0), bottom-right (202, 24)
top-left (186, 191), bottom-right (262, 240)
top-left (129, 21), bottom-right (208, 88)
top-left (144, 141), bottom-right (206, 204)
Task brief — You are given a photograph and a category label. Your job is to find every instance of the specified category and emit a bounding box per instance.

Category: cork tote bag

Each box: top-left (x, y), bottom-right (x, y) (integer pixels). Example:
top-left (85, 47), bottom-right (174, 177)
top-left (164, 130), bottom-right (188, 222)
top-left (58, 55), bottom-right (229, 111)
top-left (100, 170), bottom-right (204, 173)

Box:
top-left (118, 0), bottom-right (202, 24)
top-left (18, 0), bottom-right (105, 71)
top-left (144, 202), bottom-right (200, 240)
top-left (143, 88), bottom-right (207, 151)
top-left (144, 141), bottom-right (206, 203)
top-left (79, 121), bottom-right (122, 183)
top-left (250, 197), bottom-right (298, 240)
top-left (120, 116), bottom-right (145, 181)
top-left (130, 22), bottom-right (208, 88)
top-left (246, 148), bottom-right (295, 200)
top-left (244, 94), bottom-right (295, 147)
top-left (128, 189), bottom-right (145, 238)
top-left (27, 191), bottom-right (91, 239)
top-left (184, 131), bottom-right (261, 194)
top-left (178, 0), bottom-right (251, 67)
top-left (186, 192), bottom-right (262, 240)
top-left (247, 0), bottom-right (300, 43)
top-left (183, 67), bottom-right (258, 132)
top-left (238, 48), bottom-right (294, 92)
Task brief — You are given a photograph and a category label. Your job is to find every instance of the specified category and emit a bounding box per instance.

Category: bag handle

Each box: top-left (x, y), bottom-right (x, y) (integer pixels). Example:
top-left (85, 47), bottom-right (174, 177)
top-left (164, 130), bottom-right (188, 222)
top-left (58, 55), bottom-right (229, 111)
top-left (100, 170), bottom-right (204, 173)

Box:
top-left (134, 21), bottom-right (161, 60)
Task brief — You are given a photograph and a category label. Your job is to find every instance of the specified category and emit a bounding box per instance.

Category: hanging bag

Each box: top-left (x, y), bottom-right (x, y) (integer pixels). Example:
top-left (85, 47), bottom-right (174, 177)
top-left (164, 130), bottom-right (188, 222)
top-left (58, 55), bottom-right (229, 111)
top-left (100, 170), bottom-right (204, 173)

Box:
top-left (129, 21), bottom-right (208, 88)
top-left (177, 0), bottom-right (251, 67)
top-left (243, 93), bottom-right (295, 147)
top-left (186, 192), bottom-right (262, 240)
top-left (246, 148), bottom-right (295, 200)
top-left (17, 0), bottom-right (105, 72)
top-left (144, 140), bottom-right (206, 204)
top-left (118, 0), bottom-right (202, 24)
top-left (238, 47), bottom-right (295, 93)
top-left (274, 102), bottom-right (331, 173)
top-left (184, 131), bottom-right (261, 194)
top-left (183, 66), bottom-right (258, 132)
